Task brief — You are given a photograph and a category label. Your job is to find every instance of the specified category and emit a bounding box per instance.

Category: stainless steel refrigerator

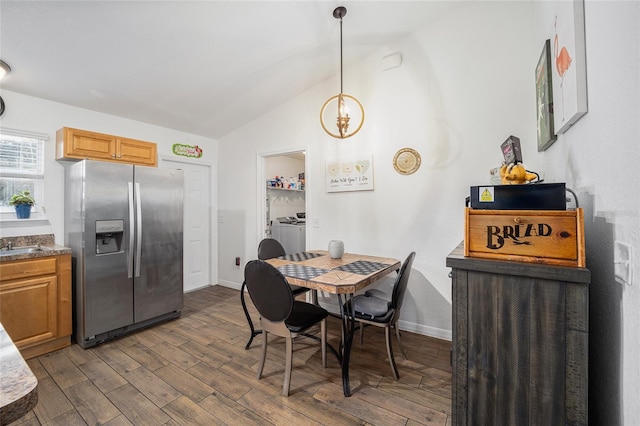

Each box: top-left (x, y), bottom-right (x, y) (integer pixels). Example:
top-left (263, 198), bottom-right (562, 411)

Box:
top-left (64, 160), bottom-right (184, 348)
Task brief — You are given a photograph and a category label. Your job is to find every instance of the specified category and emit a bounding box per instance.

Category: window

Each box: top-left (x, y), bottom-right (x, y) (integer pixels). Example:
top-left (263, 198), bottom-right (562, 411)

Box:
top-left (0, 129), bottom-right (46, 213)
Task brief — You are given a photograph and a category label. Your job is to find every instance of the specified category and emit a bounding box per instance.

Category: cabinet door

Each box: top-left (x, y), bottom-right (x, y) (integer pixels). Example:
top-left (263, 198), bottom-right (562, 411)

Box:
top-left (0, 275), bottom-right (58, 349)
top-left (58, 128), bottom-right (117, 161)
top-left (117, 137), bottom-right (157, 166)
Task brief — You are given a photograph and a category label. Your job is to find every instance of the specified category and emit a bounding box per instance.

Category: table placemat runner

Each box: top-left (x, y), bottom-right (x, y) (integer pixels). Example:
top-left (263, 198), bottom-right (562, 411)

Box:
top-left (335, 260), bottom-right (391, 275)
top-left (278, 252), bottom-right (325, 262)
top-left (277, 264), bottom-right (330, 280)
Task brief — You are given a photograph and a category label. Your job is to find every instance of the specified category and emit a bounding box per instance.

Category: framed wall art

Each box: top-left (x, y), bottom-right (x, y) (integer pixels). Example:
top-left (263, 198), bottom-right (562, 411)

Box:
top-left (325, 154), bottom-right (374, 193)
top-left (536, 39), bottom-right (557, 151)
top-left (551, 0), bottom-right (588, 134)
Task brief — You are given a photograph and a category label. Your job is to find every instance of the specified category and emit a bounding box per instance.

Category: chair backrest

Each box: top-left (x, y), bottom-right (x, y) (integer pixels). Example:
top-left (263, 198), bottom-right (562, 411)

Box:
top-left (258, 238), bottom-right (286, 260)
top-left (244, 259), bottom-right (293, 322)
top-left (391, 252), bottom-right (416, 313)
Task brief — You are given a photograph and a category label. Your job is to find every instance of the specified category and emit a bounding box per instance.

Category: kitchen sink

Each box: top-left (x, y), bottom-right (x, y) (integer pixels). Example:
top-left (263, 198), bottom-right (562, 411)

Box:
top-left (0, 245), bottom-right (54, 256)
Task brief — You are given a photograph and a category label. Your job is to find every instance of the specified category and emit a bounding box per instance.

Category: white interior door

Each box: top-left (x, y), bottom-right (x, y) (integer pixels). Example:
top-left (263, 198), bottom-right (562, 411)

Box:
top-left (161, 159), bottom-right (212, 292)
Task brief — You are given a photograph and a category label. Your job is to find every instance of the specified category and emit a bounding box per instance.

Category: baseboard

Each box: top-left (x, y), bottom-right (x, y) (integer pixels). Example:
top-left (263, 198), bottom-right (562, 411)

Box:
top-left (183, 283), bottom-right (216, 293)
top-left (398, 319), bottom-right (452, 342)
top-left (217, 280), bottom-right (242, 291)
top-left (212, 281), bottom-right (452, 342)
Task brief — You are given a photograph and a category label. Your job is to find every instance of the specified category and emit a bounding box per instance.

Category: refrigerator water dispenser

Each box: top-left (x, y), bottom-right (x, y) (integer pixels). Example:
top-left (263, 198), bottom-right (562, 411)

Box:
top-left (95, 220), bottom-right (124, 254)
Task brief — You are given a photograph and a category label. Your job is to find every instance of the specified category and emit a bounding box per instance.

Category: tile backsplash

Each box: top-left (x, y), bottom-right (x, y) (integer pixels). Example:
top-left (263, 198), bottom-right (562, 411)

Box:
top-left (1, 234), bottom-right (55, 248)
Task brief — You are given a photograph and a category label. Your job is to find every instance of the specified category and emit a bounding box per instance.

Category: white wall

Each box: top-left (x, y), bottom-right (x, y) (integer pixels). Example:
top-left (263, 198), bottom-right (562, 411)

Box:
top-left (265, 155), bottom-right (305, 184)
top-left (218, 1), bottom-right (537, 340)
top-left (533, 1), bottom-right (640, 424)
top-left (217, 209), bottom-right (245, 288)
top-left (0, 90), bottom-right (219, 286)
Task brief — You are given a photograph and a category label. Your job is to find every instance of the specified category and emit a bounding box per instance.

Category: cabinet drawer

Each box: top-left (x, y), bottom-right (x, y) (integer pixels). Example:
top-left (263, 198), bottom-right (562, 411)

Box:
top-left (0, 257), bottom-right (58, 281)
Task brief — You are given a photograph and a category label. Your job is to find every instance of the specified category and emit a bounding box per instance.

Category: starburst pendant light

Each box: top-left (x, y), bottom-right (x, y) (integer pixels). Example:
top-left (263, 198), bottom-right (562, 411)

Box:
top-left (320, 6), bottom-right (364, 139)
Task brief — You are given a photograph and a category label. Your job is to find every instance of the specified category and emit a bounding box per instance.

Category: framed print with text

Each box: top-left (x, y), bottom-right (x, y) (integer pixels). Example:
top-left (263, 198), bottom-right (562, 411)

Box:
top-left (326, 154), bottom-right (374, 193)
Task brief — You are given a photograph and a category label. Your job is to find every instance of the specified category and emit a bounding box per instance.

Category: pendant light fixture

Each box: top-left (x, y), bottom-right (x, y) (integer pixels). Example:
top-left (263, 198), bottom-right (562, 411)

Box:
top-left (0, 60), bottom-right (11, 80)
top-left (320, 6), bottom-right (364, 139)
top-left (0, 60), bottom-right (10, 117)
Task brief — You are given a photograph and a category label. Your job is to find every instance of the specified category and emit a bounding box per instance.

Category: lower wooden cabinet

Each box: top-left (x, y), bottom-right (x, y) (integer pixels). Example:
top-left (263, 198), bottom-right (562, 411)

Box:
top-left (56, 127), bottom-right (157, 166)
top-left (447, 244), bottom-right (589, 425)
top-left (0, 254), bottom-right (72, 359)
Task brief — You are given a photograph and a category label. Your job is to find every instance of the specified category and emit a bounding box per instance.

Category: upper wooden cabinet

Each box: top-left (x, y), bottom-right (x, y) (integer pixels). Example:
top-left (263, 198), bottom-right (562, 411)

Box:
top-left (56, 127), bottom-right (157, 167)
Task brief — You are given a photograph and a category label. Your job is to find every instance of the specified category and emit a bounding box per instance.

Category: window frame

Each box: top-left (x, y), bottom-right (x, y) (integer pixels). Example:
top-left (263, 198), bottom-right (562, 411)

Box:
top-left (0, 128), bottom-right (48, 219)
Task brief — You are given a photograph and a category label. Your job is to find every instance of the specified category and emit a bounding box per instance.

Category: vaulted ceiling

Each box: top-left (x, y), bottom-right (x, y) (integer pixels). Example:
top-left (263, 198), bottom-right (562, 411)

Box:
top-left (0, 1), bottom-right (463, 139)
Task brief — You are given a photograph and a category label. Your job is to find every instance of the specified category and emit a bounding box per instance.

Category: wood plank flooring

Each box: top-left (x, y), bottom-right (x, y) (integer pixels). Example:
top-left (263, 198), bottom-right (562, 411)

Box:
top-left (9, 285), bottom-right (452, 425)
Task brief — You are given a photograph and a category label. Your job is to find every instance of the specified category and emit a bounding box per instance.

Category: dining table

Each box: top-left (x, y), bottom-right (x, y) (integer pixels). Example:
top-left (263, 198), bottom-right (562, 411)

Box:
top-left (265, 249), bottom-right (401, 397)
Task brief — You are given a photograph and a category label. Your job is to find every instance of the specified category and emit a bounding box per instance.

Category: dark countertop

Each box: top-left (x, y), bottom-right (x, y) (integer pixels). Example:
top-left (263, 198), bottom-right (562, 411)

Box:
top-left (0, 244), bottom-right (72, 262)
top-left (0, 234), bottom-right (71, 262)
top-left (0, 323), bottom-right (38, 425)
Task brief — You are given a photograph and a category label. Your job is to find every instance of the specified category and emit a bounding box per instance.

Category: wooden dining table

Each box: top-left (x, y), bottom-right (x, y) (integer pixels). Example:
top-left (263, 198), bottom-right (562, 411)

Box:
top-left (265, 250), bottom-right (401, 397)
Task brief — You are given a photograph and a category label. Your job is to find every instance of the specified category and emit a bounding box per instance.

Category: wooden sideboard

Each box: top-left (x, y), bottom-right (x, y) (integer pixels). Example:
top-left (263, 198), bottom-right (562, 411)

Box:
top-left (447, 243), bottom-right (589, 425)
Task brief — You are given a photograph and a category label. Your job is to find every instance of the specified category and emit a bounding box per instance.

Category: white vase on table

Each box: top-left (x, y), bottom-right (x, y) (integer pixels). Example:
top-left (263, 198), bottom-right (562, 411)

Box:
top-left (328, 240), bottom-right (344, 259)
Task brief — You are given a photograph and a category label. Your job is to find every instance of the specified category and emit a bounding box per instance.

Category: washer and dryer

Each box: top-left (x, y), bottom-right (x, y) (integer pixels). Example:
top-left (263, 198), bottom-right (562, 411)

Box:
top-left (271, 213), bottom-right (305, 254)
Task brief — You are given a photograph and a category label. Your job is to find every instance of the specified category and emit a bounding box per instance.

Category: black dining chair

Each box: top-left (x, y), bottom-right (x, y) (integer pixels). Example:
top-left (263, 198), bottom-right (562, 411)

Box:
top-left (349, 251), bottom-right (416, 380)
top-left (257, 237), bottom-right (286, 260)
top-left (240, 238), bottom-right (310, 349)
top-left (244, 259), bottom-right (327, 396)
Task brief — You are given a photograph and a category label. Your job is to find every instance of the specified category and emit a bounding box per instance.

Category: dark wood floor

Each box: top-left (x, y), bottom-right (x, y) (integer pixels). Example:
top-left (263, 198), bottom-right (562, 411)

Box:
top-left (11, 285), bottom-right (452, 425)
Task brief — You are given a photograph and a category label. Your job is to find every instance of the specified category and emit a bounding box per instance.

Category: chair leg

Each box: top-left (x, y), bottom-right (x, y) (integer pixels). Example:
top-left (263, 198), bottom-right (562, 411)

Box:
top-left (385, 326), bottom-right (400, 380)
top-left (321, 318), bottom-right (327, 368)
top-left (240, 281), bottom-right (261, 350)
top-left (283, 337), bottom-right (293, 396)
top-left (257, 330), bottom-right (268, 380)
top-left (359, 321), bottom-right (364, 344)
top-left (394, 324), bottom-right (407, 359)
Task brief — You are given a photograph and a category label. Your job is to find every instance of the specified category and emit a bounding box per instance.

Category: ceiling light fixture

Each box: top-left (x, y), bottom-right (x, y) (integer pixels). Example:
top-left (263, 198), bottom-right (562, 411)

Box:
top-left (0, 60), bottom-right (11, 80)
top-left (320, 6), bottom-right (364, 139)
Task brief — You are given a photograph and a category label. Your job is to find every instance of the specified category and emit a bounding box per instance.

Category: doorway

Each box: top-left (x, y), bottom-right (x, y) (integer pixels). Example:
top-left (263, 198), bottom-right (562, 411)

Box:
top-left (161, 157), bottom-right (215, 292)
top-left (257, 149), bottom-right (307, 251)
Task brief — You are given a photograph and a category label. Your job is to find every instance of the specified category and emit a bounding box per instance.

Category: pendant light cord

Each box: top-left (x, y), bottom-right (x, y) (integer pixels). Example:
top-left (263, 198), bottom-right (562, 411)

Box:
top-left (320, 6), bottom-right (365, 139)
top-left (340, 15), bottom-right (343, 94)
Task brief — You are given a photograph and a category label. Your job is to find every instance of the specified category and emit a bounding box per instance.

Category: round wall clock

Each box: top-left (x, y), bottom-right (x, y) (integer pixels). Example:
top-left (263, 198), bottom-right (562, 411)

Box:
top-left (0, 96), bottom-right (5, 117)
top-left (393, 148), bottom-right (421, 175)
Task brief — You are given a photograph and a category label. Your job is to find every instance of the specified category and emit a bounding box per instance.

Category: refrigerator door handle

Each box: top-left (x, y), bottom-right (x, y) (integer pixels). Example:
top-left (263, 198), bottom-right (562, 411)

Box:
top-left (135, 182), bottom-right (142, 278)
top-left (127, 182), bottom-right (135, 278)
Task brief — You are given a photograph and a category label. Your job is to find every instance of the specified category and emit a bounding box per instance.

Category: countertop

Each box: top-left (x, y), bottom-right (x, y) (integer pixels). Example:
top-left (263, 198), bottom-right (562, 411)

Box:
top-left (0, 234), bottom-right (71, 262)
top-left (0, 323), bottom-right (38, 425)
top-left (0, 244), bottom-right (71, 262)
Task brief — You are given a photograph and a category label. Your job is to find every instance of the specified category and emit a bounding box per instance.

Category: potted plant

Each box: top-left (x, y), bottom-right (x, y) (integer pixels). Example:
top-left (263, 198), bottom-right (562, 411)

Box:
top-left (9, 190), bottom-right (35, 219)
